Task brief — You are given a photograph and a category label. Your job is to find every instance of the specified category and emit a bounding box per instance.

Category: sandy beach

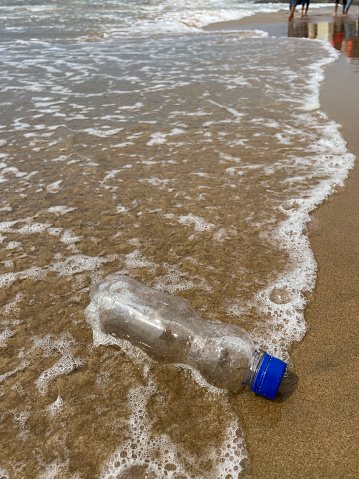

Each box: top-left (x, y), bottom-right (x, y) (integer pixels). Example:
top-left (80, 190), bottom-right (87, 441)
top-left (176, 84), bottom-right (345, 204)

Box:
top-left (1, 2), bottom-right (359, 477)
top-left (208, 6), bottom-right (359, 478)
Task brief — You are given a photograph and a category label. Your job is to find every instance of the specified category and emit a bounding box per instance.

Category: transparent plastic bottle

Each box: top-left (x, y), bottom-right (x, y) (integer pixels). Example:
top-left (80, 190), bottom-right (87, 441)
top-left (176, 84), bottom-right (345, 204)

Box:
top-left (86, 273), bottom-right (287, 400)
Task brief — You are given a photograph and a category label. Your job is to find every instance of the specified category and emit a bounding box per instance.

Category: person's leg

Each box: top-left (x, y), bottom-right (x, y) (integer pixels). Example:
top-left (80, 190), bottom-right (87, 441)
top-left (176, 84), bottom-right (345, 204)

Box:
top-left (289, 6), bottom-right (296, 20)
top-left (345, 0), bottom-right (353, 14)
top-left (343, 0), bottom-right (347, 14)
top-left (289, 0), bottom-right (297, 21)
top-left (335, 0), bottom-right (339, 14)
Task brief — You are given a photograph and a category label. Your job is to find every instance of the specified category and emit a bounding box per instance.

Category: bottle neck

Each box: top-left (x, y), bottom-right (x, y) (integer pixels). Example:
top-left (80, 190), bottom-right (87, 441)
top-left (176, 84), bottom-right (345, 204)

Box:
top-left (244, 349), bottom-right (266, 389)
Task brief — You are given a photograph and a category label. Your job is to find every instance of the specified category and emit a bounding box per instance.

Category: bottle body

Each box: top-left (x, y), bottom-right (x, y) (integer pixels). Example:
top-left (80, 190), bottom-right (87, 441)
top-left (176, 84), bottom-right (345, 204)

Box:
top-left (86, 274), bottom-right (286, 398)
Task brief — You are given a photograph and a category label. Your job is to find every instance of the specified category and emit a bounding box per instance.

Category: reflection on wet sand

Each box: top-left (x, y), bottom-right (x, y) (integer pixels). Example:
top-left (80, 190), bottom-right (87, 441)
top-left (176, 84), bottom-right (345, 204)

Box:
top-left (288, 17), bottom-right (359, 60)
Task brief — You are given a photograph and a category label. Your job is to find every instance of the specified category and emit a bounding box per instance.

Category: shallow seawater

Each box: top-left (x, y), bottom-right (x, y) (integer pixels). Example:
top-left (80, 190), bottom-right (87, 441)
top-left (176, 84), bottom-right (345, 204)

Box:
top-left (0, 1), bottom-right (355, 478)
top-left (288, 16), bottom-right (359, 64)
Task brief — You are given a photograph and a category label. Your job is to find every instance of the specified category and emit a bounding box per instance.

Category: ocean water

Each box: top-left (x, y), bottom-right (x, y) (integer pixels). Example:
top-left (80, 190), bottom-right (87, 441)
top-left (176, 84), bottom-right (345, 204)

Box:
top-left (0, 1), bottom-right (356, 478)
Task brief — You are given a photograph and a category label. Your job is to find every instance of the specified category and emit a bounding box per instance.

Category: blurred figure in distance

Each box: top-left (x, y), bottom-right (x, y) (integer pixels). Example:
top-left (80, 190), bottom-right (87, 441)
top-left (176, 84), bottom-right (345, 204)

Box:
top-left (289, 0), bottom-right (302, 20)
top-left (335, 0), bottom-right (347, 15)
top-left (301, 0), bottom-right (310, 17)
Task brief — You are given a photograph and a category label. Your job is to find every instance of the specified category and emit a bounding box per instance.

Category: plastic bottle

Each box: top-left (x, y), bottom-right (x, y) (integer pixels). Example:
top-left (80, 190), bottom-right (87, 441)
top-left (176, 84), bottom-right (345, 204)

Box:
top-left (86, 273), bottom-right (287, 400)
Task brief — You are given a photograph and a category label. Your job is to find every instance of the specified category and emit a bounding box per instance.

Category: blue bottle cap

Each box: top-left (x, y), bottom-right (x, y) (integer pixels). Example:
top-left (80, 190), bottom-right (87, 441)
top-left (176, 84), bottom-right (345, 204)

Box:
top-left (251, 353), bottom-right (287, 400)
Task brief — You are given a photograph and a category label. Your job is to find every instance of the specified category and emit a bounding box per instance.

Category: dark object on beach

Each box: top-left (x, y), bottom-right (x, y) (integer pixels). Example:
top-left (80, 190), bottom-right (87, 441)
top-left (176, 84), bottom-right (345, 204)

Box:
top-left (301, 0), bottom-right (310, 17)
top-left (86, 273), bottom-right (287, 400)
top-left (289, 0), bottom-right (303, 21)
top-left (335, 0), bottom-right (347, 15)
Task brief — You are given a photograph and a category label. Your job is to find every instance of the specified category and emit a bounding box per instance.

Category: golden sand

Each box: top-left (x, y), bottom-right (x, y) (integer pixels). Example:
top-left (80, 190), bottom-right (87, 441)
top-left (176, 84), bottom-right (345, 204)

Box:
top-left (208, 8), bottom-right (359, 478)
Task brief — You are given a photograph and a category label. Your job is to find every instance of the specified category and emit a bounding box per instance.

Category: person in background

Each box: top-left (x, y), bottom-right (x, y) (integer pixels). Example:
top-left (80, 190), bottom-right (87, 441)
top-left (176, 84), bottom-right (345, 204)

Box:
top-left (301, 0), bottom-right (310, 17)
top-left (344, 0), bottom-right (354, 14)
top-left (289, 0), bottom-right (302, 20)
top-left (335, 0), bottom-right (347, 15)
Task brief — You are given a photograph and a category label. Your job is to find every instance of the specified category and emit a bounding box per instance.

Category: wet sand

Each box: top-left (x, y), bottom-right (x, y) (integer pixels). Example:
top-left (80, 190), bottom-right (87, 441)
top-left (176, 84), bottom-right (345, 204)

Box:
top-left (207, 7), bottom-right (359, 478)
top-left (1, 6), bottom-right (358, 478)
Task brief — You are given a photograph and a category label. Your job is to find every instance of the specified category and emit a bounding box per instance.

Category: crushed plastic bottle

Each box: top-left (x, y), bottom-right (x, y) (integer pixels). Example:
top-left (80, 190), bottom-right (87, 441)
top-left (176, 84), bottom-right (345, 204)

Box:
top-left (86, 273), bottom-right (287, 400)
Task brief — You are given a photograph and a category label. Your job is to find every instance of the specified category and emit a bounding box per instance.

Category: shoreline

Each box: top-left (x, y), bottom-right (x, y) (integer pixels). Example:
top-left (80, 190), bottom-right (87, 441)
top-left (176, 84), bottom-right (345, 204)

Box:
top-left (207, 7), bottom-right (359, 478)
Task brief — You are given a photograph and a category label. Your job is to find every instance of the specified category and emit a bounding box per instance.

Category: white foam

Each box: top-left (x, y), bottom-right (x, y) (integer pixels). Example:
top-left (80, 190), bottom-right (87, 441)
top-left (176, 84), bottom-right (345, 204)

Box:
top-left (116, 205), bottom-right (129, 214)
top-left (13, 410), bottom-right (30, 439)
top-left (84, 127), bottom-right (123, 137)
top-left (0, 255), bottom-right (118, 288)
top-left (47, 227), bottom-right (62, 236)
top-left (0, 361), bottom-right (29, 384)
top-left (118, 102), bottom-right (143, 110)
top-left (1, 260), bottom-right (13, 268)
top-left (47, 206), bottom-right (76, 216)
top-left (0, 268), bottom-right (46, 288)
top-left (1, 167), bottom-right (26, 177)
top-left (0, 328), bottom-right (16, 347)
top-left (6, 241), bottom-right (22, 250)
top-left (178, 213), bottom-right (215, 232)
top-left (46, 180), bottom-right (62, 193)
top-left (0, 466), bottom-right (10, 479)
top-left (207, 99), bottom-right (244, 120)
top-left (0, 165), bottom-right (28, 182)
top-left (153, 263), bottom-right (212, 294)
top-left (99, 378), bottom-right (247, 479)
top-left (142, 176), bottom-right (170, 187)
top-left (48, 395), bottom-right (64, 415)
top-left (50, 254), bottom-right (114, 276)
top-left (60, 230), bottom-right (82, 244)
top-left (251, 147), bottom-right (355, 359)
top-left (146, 132), bottom-right (167, 146)
top-left (1, 5), bottom-right (355, 476)
top-left (300, 40), bottom-right (339, 111)
top-left (33, 333), bottom-right (84, 395)
top-left (17, 222), bottom-right (50, 234)
top-left (38, 460), bottom-right (72, 479)
top-left (124, 250), bottom-right (155, 270)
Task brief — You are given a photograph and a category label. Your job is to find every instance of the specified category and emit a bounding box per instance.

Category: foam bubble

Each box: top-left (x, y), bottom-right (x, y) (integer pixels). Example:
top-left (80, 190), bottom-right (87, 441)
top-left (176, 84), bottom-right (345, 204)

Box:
top-left (50, 254), bottom-right (112, 276)
top-left (142, 177), bottom-right (170, 187)
top-left (99, 379), bottom-right (246, 479)
top-left (116, 205), bottom-right (129, 214)
top-left (60, 230), bottom-right (82, 244)
top-left (0, 255), bottom-right (118, 289)
top-left (47, 206), bottom-right (76, 216)
top-left (0, 218), bottom-right (47, 236)
top-left (38, 460), bottom-right (71, 479)
top-left (269, 287), bottom-right (295, 305)
top-left (0, 328), bottom-right (16, 347)
top-left (1, 260), bottom-right (13, 268)
top-left (17, 222), bottom-right (50, 234)
top-left (146, 132), bottom-right (167, 146)
top-left (178, 213), bottom-right (215, 232)
top-left (46, 180), bottom-right (62, 193)
top-left (47, 227), bottom-right (62, 236)
top-left (6, 241), bottom-right (22, 250)
top-left (33, 333), bottom-right (84, 395)
top-left (0, 220), bottom-right (18, 232)
top-left (84, 127), bottom-right (123, 137)
top-left (0, 361), bottom-right (29, 384)
top-left (124, 250), bottom-right (155, 270)
top-left (13, 410), bottom-right (30, 439)
top-left (1, 167), bottom-right (27, 178)
top-left (0, 272), bottom-right (19, 288)
top-left (48, 395), bottom-right (64, 415)
top-left (0, 466), bottom-right (10, 479)
top-left (153, 264), bottom-right (212, 294)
